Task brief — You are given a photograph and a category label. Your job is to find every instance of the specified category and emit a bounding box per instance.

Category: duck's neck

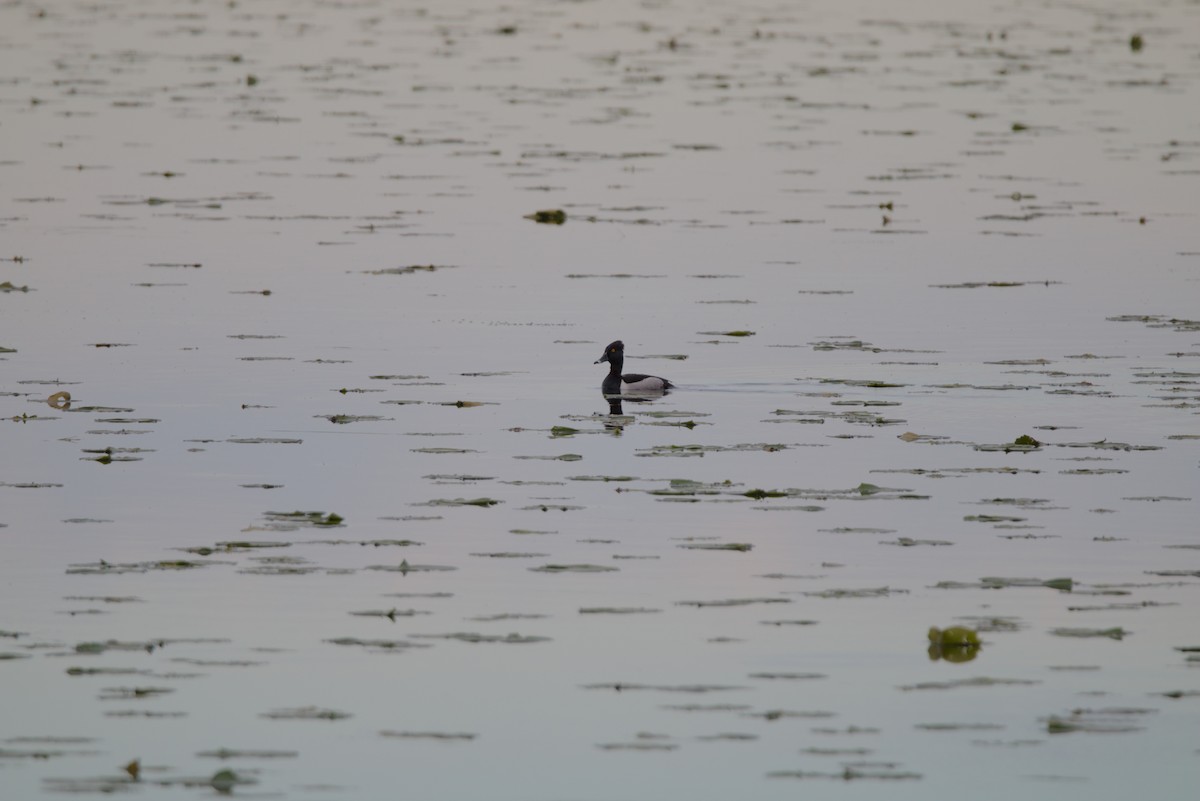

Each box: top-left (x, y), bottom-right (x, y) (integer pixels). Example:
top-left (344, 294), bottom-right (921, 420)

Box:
top-left (606, 356), bottom-right (623, 377)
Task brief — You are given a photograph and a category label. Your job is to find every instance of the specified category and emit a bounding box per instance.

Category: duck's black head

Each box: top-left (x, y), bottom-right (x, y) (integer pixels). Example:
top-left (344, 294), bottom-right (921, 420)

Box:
top-left (595, 340), bottom-right (624, 365)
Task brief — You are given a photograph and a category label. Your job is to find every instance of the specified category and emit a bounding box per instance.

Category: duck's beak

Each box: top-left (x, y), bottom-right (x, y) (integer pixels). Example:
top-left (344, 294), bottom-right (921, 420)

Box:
top-left (595, 353), bottom-right (609, 364)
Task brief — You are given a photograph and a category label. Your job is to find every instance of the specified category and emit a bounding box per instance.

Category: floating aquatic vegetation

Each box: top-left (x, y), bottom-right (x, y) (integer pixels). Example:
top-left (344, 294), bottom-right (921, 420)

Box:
top-left (768, 767), bottom-right (922, 781)
top-left (568, 475), bottom-right (637, 482)
top-left (1055, 440), bottom-right (1162, 452)
top-left (227, 437), bottom-right (302, 444)
top-left (884, 537), bottom-right (953, 547)
top-left (424, 473), bottom-right (495, 482)
top-left (677, 597), bottom-right (790, 608)
top-left (1050, 627), bottom-right (1128, 640)
top-left (899, 677), bottom-right (1039, 692)
top-left (513, 453), bottom-right (582, 462)
top-left (380, 731), bottom-right (476, 740)
top-left (67, 559), bottom-right (225, 575)
top-left (325, 637), bottom-right (429, 650)
top-left (365, 561), bottom-right (456, 574)
top-left (895, 432), bottom-right (950, 443)
top-left (596, 741), bottom-right (677, 752)
top-left (744, 709), bottom-right (836, 721)
top-left (261, 706), bottom-right (352, 720)
top-left (818, 378), bottom-right (906, 388)
top-left (749, 672), bottom-right (825, 680)
top-left (960, 617), bottom-right (1023, 632)
top-left (65, 667), bottom-right (146, 676)
top-left (348, 609), bottom-right (432, 620)
top-left (963, 514), bottom-right (1026, 523)
top-left (470, 552), bottom-right (547, 559)
top-left (263, 511), bottom-right (343, 527)
top-left (97, 686), bottom-right (174, 700)
top-left (803, 587), bottom-right (907, 599)
top-left (637, 442), bottom-right (788, 457)
top-left (761, 619), bottom-right (819, 628)
top-left (1123, 495), bottom-right (1190, 502)
top-left (467, 613), bottom-right (548, 622)
top-left (529, 564), bottom-right (617, 573)
top-left (975, 434), bottom-right (1042, 453)
top-left (411, 632), bottom-right (550, 645)
top-left (1045, 707), bottom-right (1152, 734)
top-left (915, 722), bottom-right (1005, 731)
top-left (363, 264), bottom-right (451, 275)
top-left (820, 527), bottom-right (894, 535)
top-left (322, 414), bottom-right (391, 424)
top-left (524, 209), bottom-right (566, 224)
top-left (742, 489), bottom-right (788, 499)
top-left (180, 541), bottom-right (290, 555)
top-left (62, 596), bottom-right (141, 604)
top-left (973, 497), bottom-right (1059, 508)
top-left (419, 497), bottom-right (500, 507)
top-left (582, 683), bottom-right (747, 693)
top-left (196, 749), bottom-right (298, 759)
top-left (679, 542), bottom-right (753, 552)
top-left (579, 607), bottom-right (661, 615)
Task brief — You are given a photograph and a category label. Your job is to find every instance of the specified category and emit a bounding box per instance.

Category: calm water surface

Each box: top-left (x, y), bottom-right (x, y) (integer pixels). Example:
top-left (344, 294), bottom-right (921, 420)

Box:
top-left (2, 0), bottom-right (1198, 798)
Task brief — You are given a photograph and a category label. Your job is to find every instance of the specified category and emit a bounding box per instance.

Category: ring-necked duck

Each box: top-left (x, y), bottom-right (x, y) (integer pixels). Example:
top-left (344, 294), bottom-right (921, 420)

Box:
top-left (595, 340), bottom-right (674, 395)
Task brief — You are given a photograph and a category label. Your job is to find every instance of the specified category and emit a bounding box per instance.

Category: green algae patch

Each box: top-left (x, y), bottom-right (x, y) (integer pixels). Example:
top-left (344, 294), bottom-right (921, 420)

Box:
top-left (928, 626), bottom-right (982, 662)
top-left (525, 209), bottom-right (567, 224)
top-left (928, 626), bottom-right (980, 647)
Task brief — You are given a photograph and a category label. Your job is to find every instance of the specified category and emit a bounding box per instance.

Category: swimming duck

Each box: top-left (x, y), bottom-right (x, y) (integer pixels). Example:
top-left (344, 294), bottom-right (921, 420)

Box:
top-left (595, 340), bottom-right (673, 395)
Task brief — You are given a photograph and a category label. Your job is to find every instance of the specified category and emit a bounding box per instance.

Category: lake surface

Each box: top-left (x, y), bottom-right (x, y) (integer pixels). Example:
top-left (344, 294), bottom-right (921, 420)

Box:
top-left (2, 0), bottom-right (1198, 798)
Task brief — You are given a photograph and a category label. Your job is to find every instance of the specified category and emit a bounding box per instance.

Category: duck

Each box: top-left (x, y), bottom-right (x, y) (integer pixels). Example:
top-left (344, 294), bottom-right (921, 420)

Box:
top-left (595, 340), bottom-right (673, 395)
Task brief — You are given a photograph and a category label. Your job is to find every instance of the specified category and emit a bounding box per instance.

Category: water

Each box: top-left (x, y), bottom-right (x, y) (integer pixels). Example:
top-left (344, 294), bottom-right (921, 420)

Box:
top-left (2, 0), bottom-right (1198, 798)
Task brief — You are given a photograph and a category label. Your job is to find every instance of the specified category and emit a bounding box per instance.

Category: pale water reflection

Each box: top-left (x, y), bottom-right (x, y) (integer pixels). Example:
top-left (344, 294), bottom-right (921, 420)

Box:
top-left (1, 0), bottom-right (1198, 798)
